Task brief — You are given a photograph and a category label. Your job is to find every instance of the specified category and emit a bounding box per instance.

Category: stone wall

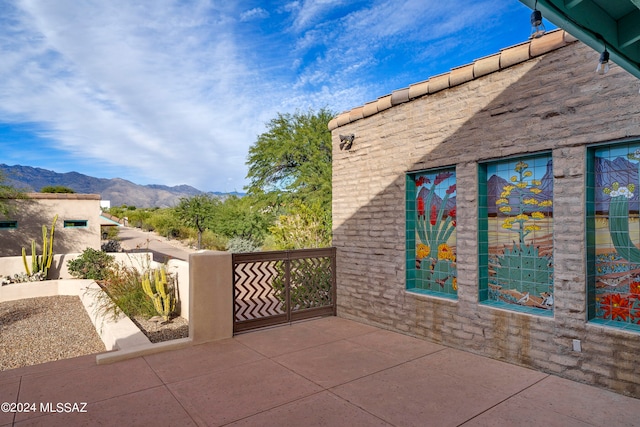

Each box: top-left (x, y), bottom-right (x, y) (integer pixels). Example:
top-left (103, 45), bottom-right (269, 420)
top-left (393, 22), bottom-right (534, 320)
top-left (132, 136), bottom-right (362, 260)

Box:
top-left (331, 40), bottom-right (640, 397)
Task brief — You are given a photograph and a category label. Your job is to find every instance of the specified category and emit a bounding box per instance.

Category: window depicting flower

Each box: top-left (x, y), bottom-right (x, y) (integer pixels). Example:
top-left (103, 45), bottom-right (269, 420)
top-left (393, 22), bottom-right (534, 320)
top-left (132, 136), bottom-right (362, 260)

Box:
top-left (484, 155), bottom-right (554, 312)
top-left (591, 144), bottom-right (640, 327)
top-left (406, 169), bottom-right (457, 297)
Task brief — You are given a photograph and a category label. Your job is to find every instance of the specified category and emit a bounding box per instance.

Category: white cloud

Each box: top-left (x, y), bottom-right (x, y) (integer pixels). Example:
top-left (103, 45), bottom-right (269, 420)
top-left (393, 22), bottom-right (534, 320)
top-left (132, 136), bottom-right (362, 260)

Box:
top-left (0, 0), bottom-right (270, 191)
top-left (240, 7), bottom-right (269, 22)
top-left (0, 0), bottom-right (534, 193)
top-left (289, 0), bottom-right (347, 32)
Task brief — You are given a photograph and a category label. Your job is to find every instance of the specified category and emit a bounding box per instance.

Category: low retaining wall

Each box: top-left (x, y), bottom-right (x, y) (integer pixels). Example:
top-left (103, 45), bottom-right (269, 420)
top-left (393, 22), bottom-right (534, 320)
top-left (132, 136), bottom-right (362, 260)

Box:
top-left (1, 250), bottom-right (233, 366)
top-left (0, 279), bottom-right (151, 350)
top-left (0, 252), bottom-right (190, 321)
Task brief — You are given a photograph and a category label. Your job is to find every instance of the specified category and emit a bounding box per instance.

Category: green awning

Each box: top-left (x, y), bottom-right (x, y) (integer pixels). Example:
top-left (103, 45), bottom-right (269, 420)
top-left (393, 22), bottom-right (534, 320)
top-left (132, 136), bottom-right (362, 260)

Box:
top-left (519, 0), bottom-right (640, 79)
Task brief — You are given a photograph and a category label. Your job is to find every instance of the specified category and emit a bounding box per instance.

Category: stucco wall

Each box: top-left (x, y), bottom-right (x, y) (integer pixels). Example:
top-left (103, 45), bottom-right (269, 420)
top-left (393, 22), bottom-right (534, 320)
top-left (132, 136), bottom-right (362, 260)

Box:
top-left (0, 252), bottom-right (190, 321)
top-left (331, 41), bottom-right (640, 397)
top-left (0, 193), bottom-right (101, 258)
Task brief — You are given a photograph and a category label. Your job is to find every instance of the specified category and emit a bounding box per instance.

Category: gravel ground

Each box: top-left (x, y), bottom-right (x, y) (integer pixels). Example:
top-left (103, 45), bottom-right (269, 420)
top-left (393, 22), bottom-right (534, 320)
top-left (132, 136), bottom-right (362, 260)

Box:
top-left (0, 296), bottom-right (106, 371)
top-left (0, 295), bottom-right (189, 371)
top-left (131, 314), bottom-right (189, 343)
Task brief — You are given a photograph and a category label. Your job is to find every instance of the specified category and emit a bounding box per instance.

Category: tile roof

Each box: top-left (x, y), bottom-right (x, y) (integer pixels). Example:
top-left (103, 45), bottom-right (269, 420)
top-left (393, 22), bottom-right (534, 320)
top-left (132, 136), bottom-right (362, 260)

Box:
top-left (328, 29), bottom-right (577, 131)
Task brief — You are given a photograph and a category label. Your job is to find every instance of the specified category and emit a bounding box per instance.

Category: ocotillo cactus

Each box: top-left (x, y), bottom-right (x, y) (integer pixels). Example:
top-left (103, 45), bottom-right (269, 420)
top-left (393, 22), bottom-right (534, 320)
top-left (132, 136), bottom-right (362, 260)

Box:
top-left (141, 267), bottom-right (175, 322)
top-left (22, 215), bottom-right (57, 278)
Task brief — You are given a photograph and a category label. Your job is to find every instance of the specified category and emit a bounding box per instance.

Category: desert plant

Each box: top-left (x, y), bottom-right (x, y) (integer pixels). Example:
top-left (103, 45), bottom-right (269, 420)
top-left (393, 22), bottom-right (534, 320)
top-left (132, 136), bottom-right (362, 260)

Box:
top-left (101, 240), bottom-right (122, 253)
top-left (141, 267), bottom-right (176, 322)
top-left (2, 272), bottom-right (46, 284)
top-left (491, 159), bottom-right (553, 300)
top-left (415, 172), bottom-right (456, 254)
top-left (605, 147), bottom-right (640, 264)
top-left (226, 237), bottom-right (260, 253)
top-left (413, 171), bottom-right (457, 291)
top-left (101, 225), bottom-right (119, 240)
top-left (93, 262), bottom-right (157, 320)
top-left (22, 214), bottom-right (58, 278)
top-left (67, 248), bottom-right (115, 280)
top-left (492, 243), bottom-right (553, 296)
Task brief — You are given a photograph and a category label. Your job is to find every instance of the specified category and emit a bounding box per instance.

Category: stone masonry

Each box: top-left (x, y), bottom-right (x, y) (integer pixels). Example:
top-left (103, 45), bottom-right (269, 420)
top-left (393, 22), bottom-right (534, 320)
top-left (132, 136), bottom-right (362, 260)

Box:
top-left (330, 31), bottom-right (640, 397)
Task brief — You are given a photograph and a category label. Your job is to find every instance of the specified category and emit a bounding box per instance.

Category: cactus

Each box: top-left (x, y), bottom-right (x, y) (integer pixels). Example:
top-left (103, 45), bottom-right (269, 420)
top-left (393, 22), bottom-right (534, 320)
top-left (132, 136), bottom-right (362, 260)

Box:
top-left (22, 215), bottom-right (57, 278)
top-left (141, 267), bottom-right (175, 322)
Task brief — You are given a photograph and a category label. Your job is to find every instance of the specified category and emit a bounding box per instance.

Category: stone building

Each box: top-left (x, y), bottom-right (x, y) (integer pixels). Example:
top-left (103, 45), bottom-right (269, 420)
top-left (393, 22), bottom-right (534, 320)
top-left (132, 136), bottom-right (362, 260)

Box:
top-left (329, 30), bottom-right (640, 397)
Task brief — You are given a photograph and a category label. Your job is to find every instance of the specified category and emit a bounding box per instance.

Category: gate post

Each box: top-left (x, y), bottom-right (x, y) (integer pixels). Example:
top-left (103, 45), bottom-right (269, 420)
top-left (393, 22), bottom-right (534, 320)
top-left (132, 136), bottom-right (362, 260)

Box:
top-left (189, 250), bottom-right (233, 344)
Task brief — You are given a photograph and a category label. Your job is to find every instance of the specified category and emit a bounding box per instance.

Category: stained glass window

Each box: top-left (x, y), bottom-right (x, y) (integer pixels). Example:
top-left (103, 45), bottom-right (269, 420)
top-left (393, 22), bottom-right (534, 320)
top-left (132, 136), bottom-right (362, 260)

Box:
top-left (479, 154), bottom-right (554, 314)
top-left (406, 168), bottom-right (457, 298)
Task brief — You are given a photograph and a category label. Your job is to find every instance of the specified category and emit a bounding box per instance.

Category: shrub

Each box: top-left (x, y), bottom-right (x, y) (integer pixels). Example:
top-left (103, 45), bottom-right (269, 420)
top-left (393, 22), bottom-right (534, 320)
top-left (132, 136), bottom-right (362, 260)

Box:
top-left (101, 225), bottom-right (119, 240)
top-left (185, 229), bottom-right (227, 250)
top-left (226, 237), bottom-right (260, 253)
top-left (101, 240), bottom-right (122, 253)
top-left (67, 248), bottom-right (115, 280)
top-left (96, 263), bottom-right (157, 319)
top-left (92, 262), bottom-right (178, 321)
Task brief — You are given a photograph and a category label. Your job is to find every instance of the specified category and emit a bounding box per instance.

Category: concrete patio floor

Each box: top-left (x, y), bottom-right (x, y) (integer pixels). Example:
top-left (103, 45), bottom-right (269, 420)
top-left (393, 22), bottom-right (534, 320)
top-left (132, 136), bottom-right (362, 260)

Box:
top-left (1, 316), bottom-right (639, 426)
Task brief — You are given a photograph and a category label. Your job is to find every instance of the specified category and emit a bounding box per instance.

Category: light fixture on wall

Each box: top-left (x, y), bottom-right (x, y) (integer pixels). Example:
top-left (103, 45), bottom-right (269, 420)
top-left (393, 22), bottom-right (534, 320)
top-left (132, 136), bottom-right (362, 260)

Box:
top-left (530, 0), bottom-right (546, 39)
top-left (339, 134), bottom-right (355, 150)
top-left (596, 45), bottom-right (610, 75)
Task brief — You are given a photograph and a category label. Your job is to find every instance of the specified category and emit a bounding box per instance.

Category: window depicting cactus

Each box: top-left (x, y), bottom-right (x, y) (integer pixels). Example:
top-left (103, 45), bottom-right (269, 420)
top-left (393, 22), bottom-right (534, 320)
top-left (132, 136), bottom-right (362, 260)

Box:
top-left (481, 155), bottom-right (554, 313)
top-left (590, 143), bottom-right (640, 328)
top-left (406, 168), bottom-right (457, 298)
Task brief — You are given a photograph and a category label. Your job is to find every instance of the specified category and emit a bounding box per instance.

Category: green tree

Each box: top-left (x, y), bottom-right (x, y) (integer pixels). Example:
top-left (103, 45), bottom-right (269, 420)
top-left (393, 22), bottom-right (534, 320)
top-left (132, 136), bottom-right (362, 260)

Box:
top-left (146, 208), bottom-right (184, 239)
top-left (245, 108), bottom-right (334, 247)
top-left (0, 171), bottom-right (25, 216)
top-left (175, 194), bottom-right (220, 249)
top-left (269, 200), bottom-right (331, 249)
top-left (245, 108), bottom-right (334, 210)
top-left (207, 195), bottom-right (271, 244)
top-left (40, 185), bottom-right (76, 193)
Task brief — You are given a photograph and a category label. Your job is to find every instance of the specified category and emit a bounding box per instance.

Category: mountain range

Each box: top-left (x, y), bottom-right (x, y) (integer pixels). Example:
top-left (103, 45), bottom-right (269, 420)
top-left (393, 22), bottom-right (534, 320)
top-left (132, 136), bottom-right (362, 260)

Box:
top-left (0, 164), bottom-right (241, 208)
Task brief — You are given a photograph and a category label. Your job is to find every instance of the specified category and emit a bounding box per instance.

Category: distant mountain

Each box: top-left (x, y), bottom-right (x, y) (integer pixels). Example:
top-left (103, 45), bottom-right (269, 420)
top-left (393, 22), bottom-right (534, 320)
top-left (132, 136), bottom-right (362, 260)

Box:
top-left (486, 159), bottom-right (553, 215)
top-left (0, 164), bottom-right (242, 208)
top-left (595, 156), bottom-right (640, 212)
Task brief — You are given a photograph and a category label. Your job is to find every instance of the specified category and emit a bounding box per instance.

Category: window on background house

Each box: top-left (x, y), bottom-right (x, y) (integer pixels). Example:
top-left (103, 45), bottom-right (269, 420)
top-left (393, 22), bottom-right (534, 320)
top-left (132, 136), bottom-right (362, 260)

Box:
top-left (0, 220), bottom-right (18, 229)
top-left (588, 142), bottom-right (640, 330)
top-left (479, 154), bottom-right (554, 315)
top-left (63, 220), bottom-right (88, 228)
top-left (406, 167), bottom-right (457, 299)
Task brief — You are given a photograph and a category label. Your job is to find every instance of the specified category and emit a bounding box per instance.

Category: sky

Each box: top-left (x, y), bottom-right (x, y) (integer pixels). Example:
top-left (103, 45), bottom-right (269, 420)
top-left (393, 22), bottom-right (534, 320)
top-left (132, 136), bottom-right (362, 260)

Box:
top-left (0, 0), bottom-right (551, 193)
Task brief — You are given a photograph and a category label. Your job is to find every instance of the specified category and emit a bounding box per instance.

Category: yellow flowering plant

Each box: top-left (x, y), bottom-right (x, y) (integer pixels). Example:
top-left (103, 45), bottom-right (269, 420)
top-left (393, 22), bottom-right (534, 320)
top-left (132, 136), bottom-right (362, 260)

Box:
top-left (491, 158), bottom-right (554, 304)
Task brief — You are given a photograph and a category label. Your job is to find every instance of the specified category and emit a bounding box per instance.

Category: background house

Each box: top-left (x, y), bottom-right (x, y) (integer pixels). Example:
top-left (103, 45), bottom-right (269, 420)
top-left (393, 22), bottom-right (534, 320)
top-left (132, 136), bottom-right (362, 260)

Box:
top-left (330, 30), bottom-right (640, 397)
top-left (0, 193), bottom-right (101, 258)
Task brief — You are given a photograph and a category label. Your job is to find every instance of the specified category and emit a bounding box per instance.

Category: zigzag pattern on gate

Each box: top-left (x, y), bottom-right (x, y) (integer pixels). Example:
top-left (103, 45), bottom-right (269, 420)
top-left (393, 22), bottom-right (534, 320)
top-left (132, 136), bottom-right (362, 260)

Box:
top-left (234, 259), bottom-right (284, 322)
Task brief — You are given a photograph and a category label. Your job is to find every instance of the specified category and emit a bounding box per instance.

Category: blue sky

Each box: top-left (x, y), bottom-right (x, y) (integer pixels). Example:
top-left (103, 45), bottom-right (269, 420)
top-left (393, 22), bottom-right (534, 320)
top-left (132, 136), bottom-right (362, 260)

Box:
top-left (0, 0), bottom-right (550, 193)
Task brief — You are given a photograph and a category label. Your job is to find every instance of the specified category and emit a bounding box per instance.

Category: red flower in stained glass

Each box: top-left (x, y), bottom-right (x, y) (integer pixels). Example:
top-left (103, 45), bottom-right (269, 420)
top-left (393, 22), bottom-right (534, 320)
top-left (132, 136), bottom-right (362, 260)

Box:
top-left (601, 293), bottom-right (630, 321)
top-left (430, 204), bottom-right (437, 226)
top-left (446, 184), bottom-right (456, 195)
top-left (448, 208), bottom-right (457, 227)
top-left (415, 176), bottom-right (430, 186)
top-left (417, 197), bottom-right (425, 219)
top-left (631, 281), bottom-right (640, 295)
top-left (434, 172), bottom-right (452, 186)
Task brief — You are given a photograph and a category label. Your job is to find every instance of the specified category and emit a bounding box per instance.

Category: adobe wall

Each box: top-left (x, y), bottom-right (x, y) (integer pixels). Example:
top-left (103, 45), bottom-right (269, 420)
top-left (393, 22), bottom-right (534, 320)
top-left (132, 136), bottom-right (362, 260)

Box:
top-left (331, 40), bottom-right (640, 397)
top-left (0, 193), bottom-right (101, 257)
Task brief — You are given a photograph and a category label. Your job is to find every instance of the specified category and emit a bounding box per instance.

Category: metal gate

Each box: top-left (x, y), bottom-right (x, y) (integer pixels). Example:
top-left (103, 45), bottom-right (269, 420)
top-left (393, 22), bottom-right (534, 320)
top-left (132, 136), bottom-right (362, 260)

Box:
top-left (232, 248), bottom-right (336, 333)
